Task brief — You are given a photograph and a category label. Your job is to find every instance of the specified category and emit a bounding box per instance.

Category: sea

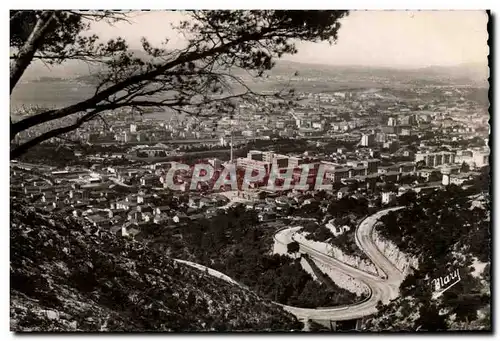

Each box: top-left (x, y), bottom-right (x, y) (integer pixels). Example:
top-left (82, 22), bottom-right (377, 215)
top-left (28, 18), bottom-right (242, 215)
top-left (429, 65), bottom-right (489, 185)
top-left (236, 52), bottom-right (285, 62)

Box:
top-left (10, 81), bottom-right (179, 121)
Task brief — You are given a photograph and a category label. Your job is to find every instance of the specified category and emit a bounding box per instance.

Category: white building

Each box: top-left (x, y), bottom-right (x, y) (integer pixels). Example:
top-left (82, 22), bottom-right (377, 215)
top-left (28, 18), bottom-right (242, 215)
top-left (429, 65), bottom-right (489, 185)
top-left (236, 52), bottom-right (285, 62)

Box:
top-left (360, 134), bottom-right (374, 147)
top-left (415, 151), bottom-right (455, 167)
top-left (312, 122), bottom-right (323, 130)
top-left (472, 150), bottom-right (489, 168)
top-left (325, 219), bottom-right (351, 237)
top-left (447, 171), bottom-right (475, 186)
top-left (381, 191), bottom-right (397, 204)
top-left (455, 149), bottom-right (489, 169)
top-left (219, 136), bottom-right (227, 147)
top-left (208, 158), bottom-right (222, 169)
top-left (441, 167), bottom-right (451, 186)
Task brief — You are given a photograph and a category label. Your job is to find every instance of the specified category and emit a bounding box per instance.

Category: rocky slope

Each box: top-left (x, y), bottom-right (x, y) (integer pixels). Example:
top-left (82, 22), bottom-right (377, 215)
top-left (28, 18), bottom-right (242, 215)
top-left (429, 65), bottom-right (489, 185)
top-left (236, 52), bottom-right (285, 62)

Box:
top-left (294, 232), bottom-right (378, 275)
top-left (309, 258), bottom-right (370, 296)
top-left (364, 188), bottom-right (492, 331)
top-left (372, 229), bottom-right (419, 277)
top-left (10, 201), bottom-right (303, 332)
top-left (279, 238), bottom-right (368, 297)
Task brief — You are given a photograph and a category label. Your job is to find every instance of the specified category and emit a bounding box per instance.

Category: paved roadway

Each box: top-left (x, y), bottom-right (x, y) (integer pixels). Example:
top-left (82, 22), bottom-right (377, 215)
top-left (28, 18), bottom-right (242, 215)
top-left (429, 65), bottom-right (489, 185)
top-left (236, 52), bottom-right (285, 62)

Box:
top-left (355, 207), bottom-right (405, 285)
top-left (177, 207), bottom-right (406, 322)
top-left (273, 207), bottom-right (405, 321)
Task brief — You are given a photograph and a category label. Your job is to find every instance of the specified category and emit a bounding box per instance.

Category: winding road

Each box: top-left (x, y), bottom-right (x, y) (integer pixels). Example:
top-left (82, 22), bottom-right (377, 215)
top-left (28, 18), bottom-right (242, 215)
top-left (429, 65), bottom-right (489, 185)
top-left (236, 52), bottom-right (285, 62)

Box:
top-left (176, 206), bottom-right (405, 322)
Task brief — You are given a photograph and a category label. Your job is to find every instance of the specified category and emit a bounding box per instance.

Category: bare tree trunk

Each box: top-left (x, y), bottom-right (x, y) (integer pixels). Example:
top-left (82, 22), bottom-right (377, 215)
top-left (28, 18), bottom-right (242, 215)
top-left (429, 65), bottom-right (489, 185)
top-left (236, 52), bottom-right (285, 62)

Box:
top-left (10, 11), bottom-right (55, 94)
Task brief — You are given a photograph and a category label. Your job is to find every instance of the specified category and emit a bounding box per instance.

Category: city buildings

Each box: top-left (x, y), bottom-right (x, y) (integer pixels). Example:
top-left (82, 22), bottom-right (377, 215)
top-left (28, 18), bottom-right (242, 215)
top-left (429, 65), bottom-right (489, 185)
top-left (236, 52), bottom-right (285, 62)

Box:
top-left (360, 134), bottom-right (375, 147)
top-left (415, 151), bottom-right (456, 167)
top-left (11, 81), bottom-right (490, 246)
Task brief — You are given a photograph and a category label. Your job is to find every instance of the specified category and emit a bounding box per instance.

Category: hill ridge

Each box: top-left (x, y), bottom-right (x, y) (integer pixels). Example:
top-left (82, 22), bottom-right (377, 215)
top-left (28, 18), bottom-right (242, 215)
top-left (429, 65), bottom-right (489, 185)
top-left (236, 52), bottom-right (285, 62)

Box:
top-left (10, 200), bottom-right (302, 332)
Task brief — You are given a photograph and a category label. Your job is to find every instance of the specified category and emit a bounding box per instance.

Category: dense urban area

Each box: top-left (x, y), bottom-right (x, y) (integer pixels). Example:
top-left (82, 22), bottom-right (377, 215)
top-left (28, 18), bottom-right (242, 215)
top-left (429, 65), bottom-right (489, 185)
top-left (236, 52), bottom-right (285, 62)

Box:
top-left (11, 60), bottom-right (491, 332)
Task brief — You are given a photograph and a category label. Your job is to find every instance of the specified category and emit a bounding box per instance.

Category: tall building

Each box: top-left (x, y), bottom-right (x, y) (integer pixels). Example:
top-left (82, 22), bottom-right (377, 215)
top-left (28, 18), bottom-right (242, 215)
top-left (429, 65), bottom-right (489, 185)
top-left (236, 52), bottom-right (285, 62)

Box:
top-left (400, 114), bottom-right (416, 126)
top-left (236, 158), bottom-right (270, 172)
top-left (219, 136), bottom-right (227, 147)
top-left (415, 151), bottom-right (455, 167)
top-left (247, 150), bottom-right (264, 161)
top-left (400, 127), bottom-right (412, 136)
top-left (360, 134), bottom-right (374, 147)
top-left (382, 191), bottom-right (397, 204)
top-left (262, 151), bottom-right (274, 163)
top-left (473, 150), bottom-right (489, 168)
top-left (369, 149), bottom-right (380, 158)
top-left (375, 133), bottom-right (387, 143)
top-left (455, 150), bottom-right (474, 166)
top-left (387, 117), bottom-right (397, 126)
top-left (363, 159), bottom-right (380, 174)
top-left (273, 156), bottom-right (289, 169)
top-left (441, 167), bottom-right (451, 186)
top-left (208, 158), bottom-right (222, 170)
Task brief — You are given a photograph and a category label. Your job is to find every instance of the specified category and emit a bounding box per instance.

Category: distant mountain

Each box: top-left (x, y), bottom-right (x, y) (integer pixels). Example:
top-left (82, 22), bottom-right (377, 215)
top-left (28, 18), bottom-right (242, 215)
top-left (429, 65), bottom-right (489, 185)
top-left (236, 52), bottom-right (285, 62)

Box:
top-left (416, 62), bottom-right (489, 85)
top-left (273, 59), bottom-right (489, 85)
top-left (17, 49), bottom-right (149, 82)
top-left (17, 50), bottom-right (488, 87)
top-left (18, 60), bottom-right (102, 81)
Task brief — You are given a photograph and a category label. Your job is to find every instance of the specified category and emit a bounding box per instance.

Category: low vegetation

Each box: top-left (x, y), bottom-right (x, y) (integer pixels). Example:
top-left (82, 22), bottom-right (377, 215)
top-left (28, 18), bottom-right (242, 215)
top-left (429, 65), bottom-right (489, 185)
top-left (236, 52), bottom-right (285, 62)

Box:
top-left (10, 200), bottom-right (303, 331)
top-left (142, 205), bottom-right (361, 308)
top-left (365, 178), bottom-right (491, 331)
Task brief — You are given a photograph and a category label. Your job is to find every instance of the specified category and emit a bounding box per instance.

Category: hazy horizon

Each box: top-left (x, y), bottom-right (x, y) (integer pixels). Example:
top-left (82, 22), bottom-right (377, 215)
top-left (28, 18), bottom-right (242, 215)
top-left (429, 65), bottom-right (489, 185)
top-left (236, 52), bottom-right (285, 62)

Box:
top-left (17, 10), bottom-right (489, 82)
top-left (87, 10), bottom-right (488, 68)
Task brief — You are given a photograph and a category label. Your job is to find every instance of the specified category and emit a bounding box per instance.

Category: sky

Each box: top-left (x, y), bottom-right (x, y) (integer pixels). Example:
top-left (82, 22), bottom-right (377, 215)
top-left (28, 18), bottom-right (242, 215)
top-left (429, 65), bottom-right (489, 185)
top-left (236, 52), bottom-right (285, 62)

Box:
top-left (88, 10), bottom-right (489, 68)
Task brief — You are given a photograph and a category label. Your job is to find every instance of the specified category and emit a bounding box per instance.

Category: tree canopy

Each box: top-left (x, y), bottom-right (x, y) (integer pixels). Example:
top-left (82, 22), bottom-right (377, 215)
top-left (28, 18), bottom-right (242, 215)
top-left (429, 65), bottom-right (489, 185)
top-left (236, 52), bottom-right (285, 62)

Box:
top-left (287, 241), bottom-right (300, 254)
top-left (10, 10), bottom-right (349, 159)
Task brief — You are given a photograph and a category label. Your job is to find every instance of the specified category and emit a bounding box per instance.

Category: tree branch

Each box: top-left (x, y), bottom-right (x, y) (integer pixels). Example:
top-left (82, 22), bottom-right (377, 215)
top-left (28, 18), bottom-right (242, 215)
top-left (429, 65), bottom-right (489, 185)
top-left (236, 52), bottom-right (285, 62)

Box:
top-left (11, 108), bottom-right (105, 159)
top-left (10, 10), bottom-right (348, 157)
top-left (10, 11), bottom-right (55, 93)
top-left (11, 29), bottom-right (271, 138)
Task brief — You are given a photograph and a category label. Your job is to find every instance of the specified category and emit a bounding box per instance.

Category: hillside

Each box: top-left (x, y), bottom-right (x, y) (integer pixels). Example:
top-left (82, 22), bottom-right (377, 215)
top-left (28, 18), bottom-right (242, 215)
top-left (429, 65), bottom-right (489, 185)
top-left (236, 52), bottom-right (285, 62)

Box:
top-left (10, 200), bottom-right (303, 332)
top-left (142, 206), bottom-right (362, 309)
top-left (363, 180), bottom-right (491, 331)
